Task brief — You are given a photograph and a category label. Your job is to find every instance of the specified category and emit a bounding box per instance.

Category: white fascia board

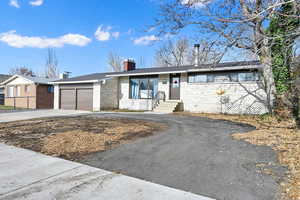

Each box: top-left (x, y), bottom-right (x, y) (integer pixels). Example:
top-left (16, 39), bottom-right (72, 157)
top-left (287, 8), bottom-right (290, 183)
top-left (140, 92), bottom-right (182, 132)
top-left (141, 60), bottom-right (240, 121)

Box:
top-left (0, 75), bottom-right (18, 85)
top-left (106, 65), bottom-right (262, 77)
top-left (1, 74), bottom-right (37, 86)
top-left (186, 65), bottom-right (262, 72)
top-left (49, 80), bottom-right (101, 85)
top-left (106, 71), bottom-right (187, 77)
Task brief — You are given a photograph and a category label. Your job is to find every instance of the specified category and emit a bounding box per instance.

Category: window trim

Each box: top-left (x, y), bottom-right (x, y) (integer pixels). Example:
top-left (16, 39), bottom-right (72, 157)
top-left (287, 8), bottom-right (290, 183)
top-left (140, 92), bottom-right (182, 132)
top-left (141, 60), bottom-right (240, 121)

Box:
top-left (129, 75), bottom-right (158, 100)
top-left (187, 70), bottom-right (260, 84)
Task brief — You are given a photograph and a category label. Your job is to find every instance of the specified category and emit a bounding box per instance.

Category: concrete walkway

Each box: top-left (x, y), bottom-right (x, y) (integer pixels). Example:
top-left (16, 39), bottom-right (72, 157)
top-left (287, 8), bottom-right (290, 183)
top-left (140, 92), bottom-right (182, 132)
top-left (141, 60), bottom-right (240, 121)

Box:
top-left (0, 143), bottom-right (212, 200)
top-left (0, 110), bottom-right (90, 123)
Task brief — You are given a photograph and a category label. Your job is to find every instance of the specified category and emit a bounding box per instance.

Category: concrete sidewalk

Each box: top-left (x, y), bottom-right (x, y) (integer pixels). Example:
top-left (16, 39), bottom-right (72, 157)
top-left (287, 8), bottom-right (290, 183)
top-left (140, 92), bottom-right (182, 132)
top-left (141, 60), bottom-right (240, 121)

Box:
top-left (0, 143), bottom-right (213, 200)
top-left (0, 110), bottom-right (90, 123)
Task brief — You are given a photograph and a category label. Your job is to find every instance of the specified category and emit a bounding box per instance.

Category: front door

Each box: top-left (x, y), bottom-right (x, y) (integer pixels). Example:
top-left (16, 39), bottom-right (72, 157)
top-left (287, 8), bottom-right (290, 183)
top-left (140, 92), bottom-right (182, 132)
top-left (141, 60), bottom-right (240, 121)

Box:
top-left (170, 74), bottom-right (180, 100)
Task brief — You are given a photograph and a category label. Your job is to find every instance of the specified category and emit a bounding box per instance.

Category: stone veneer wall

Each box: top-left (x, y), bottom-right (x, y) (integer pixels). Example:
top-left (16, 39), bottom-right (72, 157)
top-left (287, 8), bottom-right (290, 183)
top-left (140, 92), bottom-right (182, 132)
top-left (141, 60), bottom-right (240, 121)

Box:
top-left (100, 78), bottom-right (119, 110)
top-left (118, 72), bottom-right (271, 114)
top-left (180, 73), bottom-right (270, 114)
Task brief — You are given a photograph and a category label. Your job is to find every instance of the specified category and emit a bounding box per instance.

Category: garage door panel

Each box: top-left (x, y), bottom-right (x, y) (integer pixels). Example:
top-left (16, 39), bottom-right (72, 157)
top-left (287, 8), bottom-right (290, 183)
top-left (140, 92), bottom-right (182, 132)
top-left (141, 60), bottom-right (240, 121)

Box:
top-left (77, 89), bottom-right (93, 111)
top-left (60, 89), bottom-right (76, 110)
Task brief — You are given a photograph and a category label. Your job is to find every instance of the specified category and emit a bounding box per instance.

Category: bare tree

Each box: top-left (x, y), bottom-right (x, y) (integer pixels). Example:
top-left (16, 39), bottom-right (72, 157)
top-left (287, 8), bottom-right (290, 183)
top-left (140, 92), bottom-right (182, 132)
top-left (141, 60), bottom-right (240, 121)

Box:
top-left (137, 56), bottom-right (147, 68)
top-left (155, 38), bottom-right (189, 66)
top-left (45, 48), bottom-right (59, 78)
top-left (188, 40), bottom-right (226, 65)
top-left (155, 38), bottom-right (225, 67)
top-left (9, 67), bottom-right (35, 76)
top-left (154, 0), bottom-right (300, 124)
top-left (107, 52), bottom-right (122, 72)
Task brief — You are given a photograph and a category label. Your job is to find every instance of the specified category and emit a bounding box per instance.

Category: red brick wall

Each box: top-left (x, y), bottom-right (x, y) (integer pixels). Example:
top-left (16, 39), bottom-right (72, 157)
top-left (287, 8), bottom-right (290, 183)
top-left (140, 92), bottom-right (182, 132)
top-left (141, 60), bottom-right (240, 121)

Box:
top-left (4, 84), bottom-right (36, 109)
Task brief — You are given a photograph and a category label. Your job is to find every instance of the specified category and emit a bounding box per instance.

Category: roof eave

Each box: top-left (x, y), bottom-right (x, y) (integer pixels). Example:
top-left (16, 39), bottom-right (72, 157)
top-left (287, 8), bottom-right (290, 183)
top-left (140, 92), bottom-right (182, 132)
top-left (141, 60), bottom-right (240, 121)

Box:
top-left (106, 65), bottom-right (263, 77)
top-left (50, 80), bottom-right (101, 85)
top-left (0, 75), bottom-right (19, 85)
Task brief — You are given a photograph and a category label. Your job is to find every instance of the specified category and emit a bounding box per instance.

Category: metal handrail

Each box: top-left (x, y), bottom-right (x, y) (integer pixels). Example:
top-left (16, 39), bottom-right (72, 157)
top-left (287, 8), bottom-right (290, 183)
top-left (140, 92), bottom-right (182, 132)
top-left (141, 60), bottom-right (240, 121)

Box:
top-left (152, 91), bottom-right (166, 110)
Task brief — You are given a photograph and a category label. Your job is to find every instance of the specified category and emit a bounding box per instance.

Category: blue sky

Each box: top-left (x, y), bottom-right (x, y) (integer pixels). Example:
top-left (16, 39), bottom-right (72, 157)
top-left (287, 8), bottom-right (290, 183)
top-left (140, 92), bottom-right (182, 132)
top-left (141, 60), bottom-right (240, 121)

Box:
top-left (0, 0), bottom-right (166, 76)
top-left (0, 0), bottom-right (248, 77)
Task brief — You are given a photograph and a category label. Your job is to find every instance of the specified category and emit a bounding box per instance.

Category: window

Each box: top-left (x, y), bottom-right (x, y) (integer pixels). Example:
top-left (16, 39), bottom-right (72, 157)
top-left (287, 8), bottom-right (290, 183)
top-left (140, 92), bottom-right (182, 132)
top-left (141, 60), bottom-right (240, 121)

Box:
top-left (149, 78), bottom-right (158, 98)
top-left (188, 71), bottom-right (259, 83)
top-left (238, 72), bottom-right (259, 82)
top-left (47, 86), bottom-right (54, 93)
top-left (230, 73), bottom-right (239, 82)
top-left (7, 86), bottom-right (14, 97)
top-left (25, 85), bottom-right (30, 93)
top-left (130, 79), bottom-right (139, 99)
top-left (188, 74), bottom-right (207, 83)
top-left (16, 86), bottom-right (21, 97)
top-left (139, 78), bottom-right (149, 98)
top-left (129, 76), bottom-right (158, 99)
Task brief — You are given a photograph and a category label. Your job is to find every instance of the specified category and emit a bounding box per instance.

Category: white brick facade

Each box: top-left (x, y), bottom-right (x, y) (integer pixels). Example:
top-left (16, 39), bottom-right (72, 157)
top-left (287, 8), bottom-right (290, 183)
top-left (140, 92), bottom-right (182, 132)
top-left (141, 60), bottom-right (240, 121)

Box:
top-left (118, 73), bottom-right (271, 114)
top-left (93, 82), bottom-right (101, 111)
top-left (180, 73), bottom-right (269, 114)
top-left (54, 70), bottom-right (271, 114)
top-left (158, 74), bottom-right (170, 100)
top-left (100, 78), bottom-right (119, 110)
top-left (119, 77), bottom-right (153, 110)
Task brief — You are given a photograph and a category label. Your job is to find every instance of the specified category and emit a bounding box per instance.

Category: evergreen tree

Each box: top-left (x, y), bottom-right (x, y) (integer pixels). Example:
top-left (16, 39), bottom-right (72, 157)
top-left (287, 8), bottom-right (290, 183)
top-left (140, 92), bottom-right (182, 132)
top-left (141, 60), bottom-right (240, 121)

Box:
top-left (268, 1), bottom-right (300, 93)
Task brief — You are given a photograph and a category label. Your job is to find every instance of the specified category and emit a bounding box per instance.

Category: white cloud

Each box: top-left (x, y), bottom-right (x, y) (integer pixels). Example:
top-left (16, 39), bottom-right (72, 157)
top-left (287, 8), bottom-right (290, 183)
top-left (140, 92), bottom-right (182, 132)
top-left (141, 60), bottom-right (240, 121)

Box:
top-left (94, 25), bottom-right (120, 41)
top-left (29, 0), bottom-right (44, 6)
top-left (125, 29), bottom-right (134, 35)
top-left (0, 31), bottom-right (91, 48)
top-left (111, 32), bottom-right (120, 39)
top-left (9, 0), bottom-right (20, 8)
top-left (147, 27), bottom-right (156, 33)
top-left (181, 0), bottom-right (209, 8)
top-left (133, 35), bottom-right (159, 45)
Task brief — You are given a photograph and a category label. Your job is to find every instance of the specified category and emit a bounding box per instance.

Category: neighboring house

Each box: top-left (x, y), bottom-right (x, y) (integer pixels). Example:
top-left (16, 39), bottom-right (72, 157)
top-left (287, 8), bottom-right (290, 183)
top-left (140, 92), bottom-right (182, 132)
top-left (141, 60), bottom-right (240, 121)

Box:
top-left (1, 75), bottom-right (59, 109)
top-left (52, 59), bottom-right (272, 114)
top-left (0, 74), bottom-right (12, 105)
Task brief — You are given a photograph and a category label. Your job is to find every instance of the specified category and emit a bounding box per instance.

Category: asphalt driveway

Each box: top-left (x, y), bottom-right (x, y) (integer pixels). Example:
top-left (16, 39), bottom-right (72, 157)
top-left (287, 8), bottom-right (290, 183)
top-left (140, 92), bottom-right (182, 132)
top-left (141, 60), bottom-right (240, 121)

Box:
top-left (80, 113), bottom-right (285, 200)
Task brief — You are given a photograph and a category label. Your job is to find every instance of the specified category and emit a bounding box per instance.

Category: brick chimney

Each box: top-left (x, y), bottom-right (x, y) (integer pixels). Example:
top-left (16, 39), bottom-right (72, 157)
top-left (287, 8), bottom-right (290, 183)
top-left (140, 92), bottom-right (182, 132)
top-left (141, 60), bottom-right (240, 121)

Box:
top-left (123, 59), bottom-right (136, 71)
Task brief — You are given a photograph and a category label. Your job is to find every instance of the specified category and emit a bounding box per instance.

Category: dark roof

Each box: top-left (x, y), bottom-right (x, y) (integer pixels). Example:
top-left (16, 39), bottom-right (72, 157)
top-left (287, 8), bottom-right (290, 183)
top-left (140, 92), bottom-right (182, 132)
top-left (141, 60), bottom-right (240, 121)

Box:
top-left (0, 74), bottom-right (12, 83)
top-left (54, 60), bottom-right (261, 83)
top-left (53, 72), bottom-right (116, 83)
top-left (109, 60), bottom-right (262, 76)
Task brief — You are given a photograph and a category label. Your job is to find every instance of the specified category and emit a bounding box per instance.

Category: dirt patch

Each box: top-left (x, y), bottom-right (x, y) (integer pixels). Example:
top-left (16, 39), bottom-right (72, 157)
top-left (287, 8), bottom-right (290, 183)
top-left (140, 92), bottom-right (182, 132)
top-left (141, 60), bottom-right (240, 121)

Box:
top-left (0, 116), bottom-right (167, 160)
top-left (177, 112), bottom-right (299, 200)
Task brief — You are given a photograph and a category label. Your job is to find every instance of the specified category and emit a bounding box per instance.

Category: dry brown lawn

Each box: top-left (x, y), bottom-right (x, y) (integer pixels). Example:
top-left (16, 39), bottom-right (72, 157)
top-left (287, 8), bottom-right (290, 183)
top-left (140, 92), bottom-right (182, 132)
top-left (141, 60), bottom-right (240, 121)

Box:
top-left (177, 112), bottom-right (300, 200)
top-left (0, 116), bottom-right (167, 160)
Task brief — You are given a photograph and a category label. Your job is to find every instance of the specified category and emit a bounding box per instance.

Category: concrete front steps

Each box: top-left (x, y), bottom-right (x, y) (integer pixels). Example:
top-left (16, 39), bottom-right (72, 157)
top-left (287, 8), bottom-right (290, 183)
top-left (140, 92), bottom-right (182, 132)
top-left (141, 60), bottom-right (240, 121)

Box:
top-left (153, 101), bottom-right (181, 113)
